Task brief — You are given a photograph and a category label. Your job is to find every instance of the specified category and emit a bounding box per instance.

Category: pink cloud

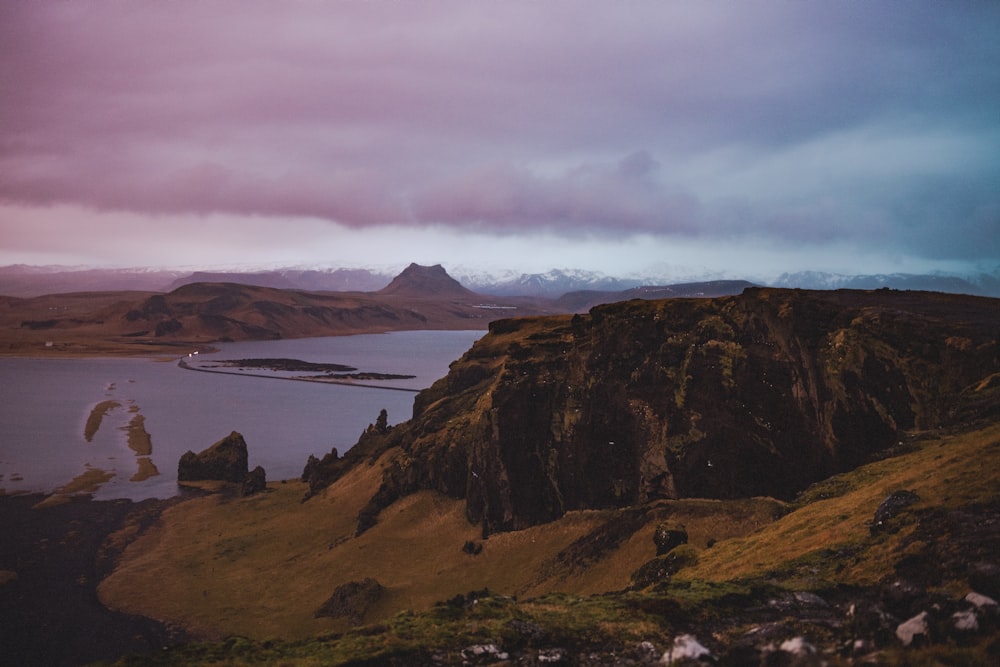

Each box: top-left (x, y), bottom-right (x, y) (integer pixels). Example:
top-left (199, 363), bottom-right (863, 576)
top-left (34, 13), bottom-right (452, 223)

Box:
top-left (0, 1), bottom-right (997, 262)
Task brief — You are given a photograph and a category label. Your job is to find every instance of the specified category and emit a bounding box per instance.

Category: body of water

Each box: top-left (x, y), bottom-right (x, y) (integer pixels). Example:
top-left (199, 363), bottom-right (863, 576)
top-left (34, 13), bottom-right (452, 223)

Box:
top-left (0, 330), bottom-right (482, 500)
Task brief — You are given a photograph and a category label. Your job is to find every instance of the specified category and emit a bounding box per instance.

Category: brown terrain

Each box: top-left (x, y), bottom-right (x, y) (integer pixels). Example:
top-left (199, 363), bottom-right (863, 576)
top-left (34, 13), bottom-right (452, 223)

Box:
top-left (0, 264), bottom-right (556, 357)
top-left (1, 271), bottom-right (999, 665)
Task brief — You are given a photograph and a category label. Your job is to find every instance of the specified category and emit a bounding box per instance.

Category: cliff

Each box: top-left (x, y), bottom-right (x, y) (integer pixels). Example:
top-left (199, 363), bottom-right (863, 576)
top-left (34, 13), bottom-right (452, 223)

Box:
top-left (314, 288), bottom-right (1000, 536)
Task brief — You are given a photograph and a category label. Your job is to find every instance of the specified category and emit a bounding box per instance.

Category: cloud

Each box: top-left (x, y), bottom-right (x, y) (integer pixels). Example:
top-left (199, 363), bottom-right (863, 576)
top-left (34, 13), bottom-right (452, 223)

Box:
top-left (410, 151), bottom-right (701, 236)
top-left (0, 1), bottom-right (997, 269)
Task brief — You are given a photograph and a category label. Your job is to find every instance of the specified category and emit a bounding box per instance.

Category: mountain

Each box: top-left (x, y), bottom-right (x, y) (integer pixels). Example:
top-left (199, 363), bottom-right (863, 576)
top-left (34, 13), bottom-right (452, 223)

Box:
top-left (0, 265), bottom-right (557, 355)
top-left (554, 280), bottom-right (755, 312)
top-left (0, 265), bottom-right (185, 297)
top-left (773, 269), bottom-right (1000, 296)
top-left (4, 263), bottom-right (1000, 298)
top-left (377, 262), bottom-right (478, 298)
top-left (458, 268), bottom-right (642, 297)
top-left (306, 288), bottom-right (1000, 536)
top-left (166, 268), bottom-right (392, 293)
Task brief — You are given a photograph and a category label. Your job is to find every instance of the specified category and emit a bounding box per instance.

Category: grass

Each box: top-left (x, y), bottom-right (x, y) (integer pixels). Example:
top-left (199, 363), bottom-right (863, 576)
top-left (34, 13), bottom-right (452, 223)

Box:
top-left (98, 451), bottom-right (786, 642)
top-left (676, 422), bottom-right (1000, 589)
top-left (96, 422), bottom-right (1000, 664)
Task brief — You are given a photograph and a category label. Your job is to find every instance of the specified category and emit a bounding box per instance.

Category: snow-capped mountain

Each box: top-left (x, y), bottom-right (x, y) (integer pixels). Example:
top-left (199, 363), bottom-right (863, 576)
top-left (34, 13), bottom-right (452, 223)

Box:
top-left (2, 263), bottom-right (998, 299)
top-left (454, 268), bottom-right (642, 297)
top-left (772, 270), bottom-right (1000, 296)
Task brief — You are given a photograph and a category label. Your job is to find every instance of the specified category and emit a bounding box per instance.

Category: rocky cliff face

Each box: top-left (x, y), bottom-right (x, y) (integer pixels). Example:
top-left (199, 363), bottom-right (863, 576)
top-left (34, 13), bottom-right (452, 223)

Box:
top-left (317, 288), bottom-right (1000, 536)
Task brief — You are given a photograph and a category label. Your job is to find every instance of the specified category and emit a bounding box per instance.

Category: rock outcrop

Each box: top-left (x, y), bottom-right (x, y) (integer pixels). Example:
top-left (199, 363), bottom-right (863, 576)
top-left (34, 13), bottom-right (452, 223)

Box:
top-left (307, 288), bottom-right (1000, 536)
top-left (241, 465), bottom-right (267, 497)
top-left (178, 431), bottom-right (249, 483)
top-left (313, 578), bottom-right (384, 625)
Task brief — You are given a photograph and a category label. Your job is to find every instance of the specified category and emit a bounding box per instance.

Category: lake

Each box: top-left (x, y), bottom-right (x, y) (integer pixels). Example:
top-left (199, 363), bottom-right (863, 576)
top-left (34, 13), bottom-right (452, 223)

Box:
top-left (0, 330), bottom-right (483, 501)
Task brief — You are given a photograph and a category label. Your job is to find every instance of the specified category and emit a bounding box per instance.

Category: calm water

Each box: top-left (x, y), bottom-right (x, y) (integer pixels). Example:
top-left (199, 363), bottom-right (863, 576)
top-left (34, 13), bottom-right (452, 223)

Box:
top-left (0, 330), bottom-right (482, 500)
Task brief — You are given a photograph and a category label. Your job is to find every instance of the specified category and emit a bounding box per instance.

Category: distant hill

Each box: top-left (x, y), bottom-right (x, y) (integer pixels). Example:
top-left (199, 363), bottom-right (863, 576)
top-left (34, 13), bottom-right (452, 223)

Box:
top-left (772, 269), bottom-right (1000, 296)
top-left (376, 263), bottom-right (478, 298)
top-left (0, 265), bottom-right (551, 355)
top-left (4, 263), bottom-right (999, 299)
top-left (166, 268), bottom-right (392, 293)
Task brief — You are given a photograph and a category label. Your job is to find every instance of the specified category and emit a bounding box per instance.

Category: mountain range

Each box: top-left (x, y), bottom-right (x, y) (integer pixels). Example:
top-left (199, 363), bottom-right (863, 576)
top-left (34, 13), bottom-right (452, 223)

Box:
top-left (2, 262), bottom-right (999, 298)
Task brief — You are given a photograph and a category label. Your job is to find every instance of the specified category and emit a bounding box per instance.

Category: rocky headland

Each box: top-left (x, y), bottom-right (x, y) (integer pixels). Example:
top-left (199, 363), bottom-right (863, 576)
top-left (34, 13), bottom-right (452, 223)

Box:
top-left (2, 286), bottom-right (998, 665)
top-left (306, 288), bottom-right (1000, 536)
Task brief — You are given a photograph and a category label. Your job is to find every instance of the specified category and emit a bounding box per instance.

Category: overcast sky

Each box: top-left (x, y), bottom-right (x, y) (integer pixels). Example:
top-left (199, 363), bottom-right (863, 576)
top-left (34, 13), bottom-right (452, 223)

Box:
top-left (1, 1), bottom-right (998, 280)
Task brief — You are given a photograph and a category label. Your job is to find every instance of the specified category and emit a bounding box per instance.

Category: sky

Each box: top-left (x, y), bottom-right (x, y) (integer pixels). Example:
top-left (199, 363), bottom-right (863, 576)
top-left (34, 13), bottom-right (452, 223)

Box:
top-left (1, 1), bottom-right (998, 282)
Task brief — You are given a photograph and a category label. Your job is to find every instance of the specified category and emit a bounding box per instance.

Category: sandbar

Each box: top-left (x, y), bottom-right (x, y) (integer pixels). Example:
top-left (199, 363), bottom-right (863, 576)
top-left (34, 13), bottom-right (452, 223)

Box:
top-left (84, 400), bottom-right (122, 442)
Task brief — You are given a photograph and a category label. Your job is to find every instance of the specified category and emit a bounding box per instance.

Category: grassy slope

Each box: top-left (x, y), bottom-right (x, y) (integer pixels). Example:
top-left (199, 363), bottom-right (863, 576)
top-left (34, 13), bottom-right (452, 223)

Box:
top-left (678, 422), bottom-right (1000, 590)
top-left (99, 421), bottom-right (1000, 665)
top-left (98, 453), bottom-right (782, 641)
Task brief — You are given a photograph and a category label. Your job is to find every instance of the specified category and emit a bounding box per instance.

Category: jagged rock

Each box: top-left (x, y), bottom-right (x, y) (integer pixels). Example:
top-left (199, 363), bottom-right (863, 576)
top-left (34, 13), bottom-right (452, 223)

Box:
top-left (871, 489), bottom-right (920, 534)
top-left (462, 643), bottom-right (508, 661)
top-left (896, 610), bottom-right (930, 646)
top-left (537, 647), bottom-right (567, 662)
top-left (177, 431), bottom-right (249, 483)
top-left (662, 634), bottom-right (712, 664)
top-left (631, 545), bottom-right (698, 589)
top-left (762, 636), bottom-right (824, 666)
top-left (313, 289), bottom-right (1000, 536)
top-left (506, 618), bottom-right (547, 643)
top-left (952, 608), bottom-right (979, 632)
top-left (313, 578), bottom-right (383, 625)
top-left (241, 465), bottom-right (266, 496)
top-left (653, 522), bottom-right (688, 556)
top-left (635, 641), bottom-right (660, 663)
top-left (965, 591), bottom-right (998, 608)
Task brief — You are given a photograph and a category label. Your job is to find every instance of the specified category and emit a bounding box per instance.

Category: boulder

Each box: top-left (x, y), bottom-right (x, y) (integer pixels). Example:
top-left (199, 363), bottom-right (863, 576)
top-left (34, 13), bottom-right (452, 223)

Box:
top-left (896, 610), bottom-right (930, 647)
top-left (314, 578), bottom-right (383, 625)
top-left (177, 431), bottom-right (249, 483)
top-left (662, 634), bottom-right (712, 664)
top-left (241, 465), bottom-right (267, 496)
top-left (871, 490), bottom-right (920, 534)
top-left (631, 545), bottom-right (698, 589)
top-left (653, 521), bottom-right (688, 556)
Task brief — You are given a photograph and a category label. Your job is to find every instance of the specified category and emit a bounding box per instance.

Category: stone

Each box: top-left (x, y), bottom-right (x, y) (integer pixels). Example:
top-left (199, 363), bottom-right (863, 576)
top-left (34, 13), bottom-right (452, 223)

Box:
top-left (896, 610), bottom-right (930, 646)
top-left (635, 641), bottom-right (659, 663)
top-left (177, 431), bottom-right (249, 483)
top-left (241, 465), bottom-right (266, 496)
top-left (537, 648), bottom-right (567, 662)
top-left (653, 522), bottom-right (688, 556)
top-left (779, 637), bottom-right (816, 656)
top-left (953, 608), bottom-right (979, 632)
top-left (965, 591), bottom-right (998, 608)
top-left (506, 618), bottom-right (546, 642)
top-left (631, 545), bottom-right (698, 589)
top-left (313, 578), bottom-right (383, 625)
top-left (462, 644), bottom-right (508, 661)
top-left (871, 489), bottom-right (920, 534)
top-left (661, 634), bottom-right (712, 664)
